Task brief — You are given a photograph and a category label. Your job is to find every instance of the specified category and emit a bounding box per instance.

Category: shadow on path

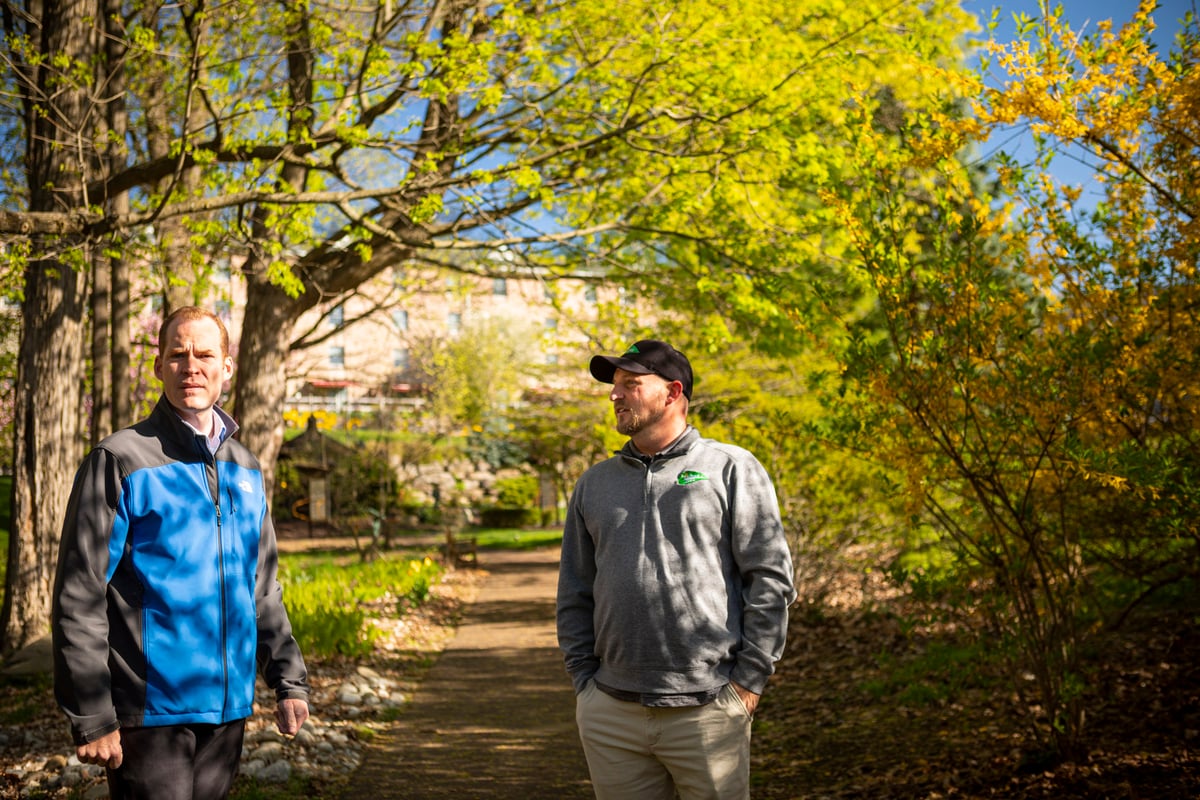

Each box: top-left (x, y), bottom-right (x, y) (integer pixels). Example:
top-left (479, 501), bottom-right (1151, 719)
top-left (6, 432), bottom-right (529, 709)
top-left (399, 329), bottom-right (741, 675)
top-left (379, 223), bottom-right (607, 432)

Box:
top-left (340, 547), bottom-right (592, 799)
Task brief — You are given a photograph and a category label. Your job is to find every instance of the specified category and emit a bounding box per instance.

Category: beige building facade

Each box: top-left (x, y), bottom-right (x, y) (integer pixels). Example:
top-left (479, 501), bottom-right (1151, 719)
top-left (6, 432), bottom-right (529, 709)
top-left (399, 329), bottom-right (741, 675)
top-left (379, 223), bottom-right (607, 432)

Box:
top-left (208, 259), bottom-right (636, 416)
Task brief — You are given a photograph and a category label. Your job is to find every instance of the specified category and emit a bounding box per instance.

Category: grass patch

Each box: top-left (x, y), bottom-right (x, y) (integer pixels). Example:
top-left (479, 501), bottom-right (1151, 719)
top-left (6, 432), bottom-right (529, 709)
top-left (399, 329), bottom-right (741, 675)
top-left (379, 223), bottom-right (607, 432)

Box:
top-left (230, 773), bottom-right (324, 800)
top-left (375, 705), bottom-right (405, 723)
top-left (864, 637), bottom-right (999, 706)
top-left (279, 553), bottom-right (443, 659)
top-left (469, 527), bottom-right (563, 550)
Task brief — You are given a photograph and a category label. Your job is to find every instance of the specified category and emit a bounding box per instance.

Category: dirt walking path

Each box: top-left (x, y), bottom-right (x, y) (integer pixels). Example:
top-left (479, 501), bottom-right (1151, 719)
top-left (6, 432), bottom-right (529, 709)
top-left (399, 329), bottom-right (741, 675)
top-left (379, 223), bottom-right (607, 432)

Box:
top-left (339, 547), bottom-right (593, 799)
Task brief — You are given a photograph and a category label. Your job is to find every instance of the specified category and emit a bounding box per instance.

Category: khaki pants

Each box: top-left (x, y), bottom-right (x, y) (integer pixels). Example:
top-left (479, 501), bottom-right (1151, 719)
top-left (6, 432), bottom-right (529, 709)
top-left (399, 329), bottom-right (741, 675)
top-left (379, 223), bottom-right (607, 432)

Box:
top-left (575, 681), bottom-right (752, 800)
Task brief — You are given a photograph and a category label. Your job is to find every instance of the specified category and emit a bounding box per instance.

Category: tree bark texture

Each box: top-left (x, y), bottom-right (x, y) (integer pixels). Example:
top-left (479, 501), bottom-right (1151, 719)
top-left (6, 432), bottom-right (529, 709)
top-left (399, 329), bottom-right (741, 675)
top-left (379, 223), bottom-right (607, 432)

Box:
top-left (90, 249), bottom-right (112, 445)
top-left (104, 0), bottom-right (133, 433)
top-left (1, 0), bottom-right (97, 652)
top-left (232, 275), bottom-right (302, 506)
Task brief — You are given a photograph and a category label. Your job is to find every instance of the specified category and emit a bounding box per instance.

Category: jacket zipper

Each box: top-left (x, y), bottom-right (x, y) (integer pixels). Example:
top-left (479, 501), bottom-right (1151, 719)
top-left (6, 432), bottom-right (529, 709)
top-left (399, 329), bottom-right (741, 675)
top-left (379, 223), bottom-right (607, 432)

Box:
top-left (201, 441), bottom-right (229, 721)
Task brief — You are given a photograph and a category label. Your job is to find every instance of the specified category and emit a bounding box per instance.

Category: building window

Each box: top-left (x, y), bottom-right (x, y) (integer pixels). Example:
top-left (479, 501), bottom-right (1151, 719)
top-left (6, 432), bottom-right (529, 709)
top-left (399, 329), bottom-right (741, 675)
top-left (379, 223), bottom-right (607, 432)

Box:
top-left (392, 309), bottom-right (409, 331)
top-left (328, 304), bottom-right (345, 328)
top-left (447, 312), bottom-right (462, 333)
top-left (544, 318), bottom-right (558, 331)
top-left (329, 346), bottom-right (345, 367)
top-left (493, 277), bottom-right (508, 296)
top-left (584, 286), bottom-right (598, 304)
top-left (392, 267), bottom-right (406, 287)
top-left (392, 348), bottom-right (409, 369)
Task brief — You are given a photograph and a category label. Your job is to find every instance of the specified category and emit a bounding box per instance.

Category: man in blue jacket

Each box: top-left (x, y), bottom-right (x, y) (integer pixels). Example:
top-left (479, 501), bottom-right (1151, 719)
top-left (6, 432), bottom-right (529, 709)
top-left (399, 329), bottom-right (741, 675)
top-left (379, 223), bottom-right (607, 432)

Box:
top-left (52, 306), bottom-right (310, 800)
top-left (557, 339), bottom-right (797, 800)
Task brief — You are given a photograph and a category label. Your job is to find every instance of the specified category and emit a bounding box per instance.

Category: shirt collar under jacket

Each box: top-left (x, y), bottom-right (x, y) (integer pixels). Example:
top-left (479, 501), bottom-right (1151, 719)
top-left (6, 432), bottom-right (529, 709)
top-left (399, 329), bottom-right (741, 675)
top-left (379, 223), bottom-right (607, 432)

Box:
top-left (174, 404), bottom-right (237, 456)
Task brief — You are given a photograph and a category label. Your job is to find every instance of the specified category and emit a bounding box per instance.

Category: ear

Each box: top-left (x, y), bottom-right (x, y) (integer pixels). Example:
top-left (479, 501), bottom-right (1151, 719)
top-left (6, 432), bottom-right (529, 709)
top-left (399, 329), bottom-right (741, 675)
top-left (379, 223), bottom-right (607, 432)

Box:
top-left (153, 355), bottom-right (163, 381)
top-left (222, 354), bottom-right (234, 381)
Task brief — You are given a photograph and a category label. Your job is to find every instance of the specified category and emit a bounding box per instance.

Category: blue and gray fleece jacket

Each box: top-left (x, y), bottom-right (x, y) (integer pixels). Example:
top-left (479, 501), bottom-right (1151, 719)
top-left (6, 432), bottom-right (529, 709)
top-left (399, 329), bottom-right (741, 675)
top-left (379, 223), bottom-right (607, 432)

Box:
top-left (52, 397), bottom-right (309, 745)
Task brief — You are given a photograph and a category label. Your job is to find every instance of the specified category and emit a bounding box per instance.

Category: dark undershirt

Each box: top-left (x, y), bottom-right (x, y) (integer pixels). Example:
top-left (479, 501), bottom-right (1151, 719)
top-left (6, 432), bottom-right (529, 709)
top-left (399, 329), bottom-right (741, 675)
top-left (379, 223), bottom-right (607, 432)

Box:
top-left (596, 681), bottom-right (722, 708)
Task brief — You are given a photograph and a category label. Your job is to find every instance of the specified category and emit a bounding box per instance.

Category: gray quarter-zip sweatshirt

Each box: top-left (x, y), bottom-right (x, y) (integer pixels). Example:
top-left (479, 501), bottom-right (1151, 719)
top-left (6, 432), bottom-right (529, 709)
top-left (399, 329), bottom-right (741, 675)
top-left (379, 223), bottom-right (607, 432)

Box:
top-left (556, 426), bottom-right (797, 698)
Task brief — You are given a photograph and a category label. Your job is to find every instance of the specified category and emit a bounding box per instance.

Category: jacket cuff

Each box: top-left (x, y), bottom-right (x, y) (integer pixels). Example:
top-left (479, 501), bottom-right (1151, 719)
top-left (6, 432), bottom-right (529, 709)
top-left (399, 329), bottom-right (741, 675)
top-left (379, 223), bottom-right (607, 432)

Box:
top-left (730, 665), bottom-right (771, 696)
top-left (73, 718), bottom-right (120, 747)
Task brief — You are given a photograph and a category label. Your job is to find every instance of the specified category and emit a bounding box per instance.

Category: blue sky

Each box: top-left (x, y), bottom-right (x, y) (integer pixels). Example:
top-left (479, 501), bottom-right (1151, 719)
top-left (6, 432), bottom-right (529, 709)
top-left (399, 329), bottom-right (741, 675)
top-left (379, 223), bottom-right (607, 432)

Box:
top-left (968, 0), bottom-right (1191, 45)
top-left (959, 0), bottom-right (1193, 198)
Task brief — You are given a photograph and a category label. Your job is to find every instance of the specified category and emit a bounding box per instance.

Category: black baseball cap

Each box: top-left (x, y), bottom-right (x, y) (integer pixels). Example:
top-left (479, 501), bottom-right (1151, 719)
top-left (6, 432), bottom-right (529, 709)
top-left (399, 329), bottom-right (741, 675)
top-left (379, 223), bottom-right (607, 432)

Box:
top-left (589, 339), bottom-right (693, 400)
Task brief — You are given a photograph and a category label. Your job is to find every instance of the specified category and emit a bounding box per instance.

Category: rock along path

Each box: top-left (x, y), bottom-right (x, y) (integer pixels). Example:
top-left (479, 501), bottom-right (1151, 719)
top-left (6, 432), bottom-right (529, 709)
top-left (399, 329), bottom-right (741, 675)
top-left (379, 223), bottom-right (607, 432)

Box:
top-left (339, 547), bottom-right (593, 799)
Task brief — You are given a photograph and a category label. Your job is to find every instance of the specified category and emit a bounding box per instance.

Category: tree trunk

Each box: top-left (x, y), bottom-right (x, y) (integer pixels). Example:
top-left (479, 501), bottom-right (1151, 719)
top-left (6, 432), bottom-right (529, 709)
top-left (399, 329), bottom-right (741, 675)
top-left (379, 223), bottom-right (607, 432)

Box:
top-left (104, 0), bottom-right (132, 433)
top-left (90, 249), bottom-right (111, 444)
top-left (232, 275), bottom-right (302, 504)
top-left (4, 262), bottom-right (88, 652)
top-left (1, 0), bottom-right (98, 653)
top-left (111, 236), bottom-right (133, 431)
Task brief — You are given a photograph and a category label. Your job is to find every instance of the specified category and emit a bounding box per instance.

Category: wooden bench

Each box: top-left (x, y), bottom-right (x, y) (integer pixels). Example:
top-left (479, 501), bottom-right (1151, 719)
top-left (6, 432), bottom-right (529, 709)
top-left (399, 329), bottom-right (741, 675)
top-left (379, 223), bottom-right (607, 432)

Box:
top-left (441, 536), bottom-right (478, 565)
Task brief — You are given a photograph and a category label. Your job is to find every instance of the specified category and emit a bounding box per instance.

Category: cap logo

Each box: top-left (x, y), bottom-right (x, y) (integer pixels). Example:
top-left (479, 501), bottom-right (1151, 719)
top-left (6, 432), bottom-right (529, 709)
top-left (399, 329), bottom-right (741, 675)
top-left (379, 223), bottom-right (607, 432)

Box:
top-left (624, 345), bottom-right (641, 354)
top-left (677, 469), bottom-right (707, 485)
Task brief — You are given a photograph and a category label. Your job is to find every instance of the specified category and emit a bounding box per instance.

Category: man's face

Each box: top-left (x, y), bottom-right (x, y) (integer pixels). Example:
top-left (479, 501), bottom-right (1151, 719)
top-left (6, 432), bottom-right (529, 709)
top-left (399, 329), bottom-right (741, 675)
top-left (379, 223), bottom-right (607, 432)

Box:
top-left (610, 368), bottom-right (672, 437)
top-left (154, 317), bottom-right (233, 422)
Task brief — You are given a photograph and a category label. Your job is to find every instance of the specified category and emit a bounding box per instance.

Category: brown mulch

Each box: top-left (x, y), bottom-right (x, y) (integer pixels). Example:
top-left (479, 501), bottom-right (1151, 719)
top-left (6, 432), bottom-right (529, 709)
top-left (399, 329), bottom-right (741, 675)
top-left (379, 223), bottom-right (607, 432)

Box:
top-left (752, 586), bottom-right (1200, 799)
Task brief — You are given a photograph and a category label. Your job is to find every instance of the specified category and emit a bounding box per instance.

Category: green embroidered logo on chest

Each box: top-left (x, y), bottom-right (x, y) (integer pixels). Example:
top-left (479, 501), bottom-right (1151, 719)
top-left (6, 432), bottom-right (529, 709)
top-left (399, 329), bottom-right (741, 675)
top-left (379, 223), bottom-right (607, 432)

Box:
top-left (677, 469), bottom-right (708, 485)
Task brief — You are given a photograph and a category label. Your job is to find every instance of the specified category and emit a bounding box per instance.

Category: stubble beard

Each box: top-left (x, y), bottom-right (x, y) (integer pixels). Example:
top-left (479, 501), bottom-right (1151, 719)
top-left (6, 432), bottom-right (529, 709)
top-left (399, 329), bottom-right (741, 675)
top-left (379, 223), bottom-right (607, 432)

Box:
top-left (615, 404), bottom-right (666, 437)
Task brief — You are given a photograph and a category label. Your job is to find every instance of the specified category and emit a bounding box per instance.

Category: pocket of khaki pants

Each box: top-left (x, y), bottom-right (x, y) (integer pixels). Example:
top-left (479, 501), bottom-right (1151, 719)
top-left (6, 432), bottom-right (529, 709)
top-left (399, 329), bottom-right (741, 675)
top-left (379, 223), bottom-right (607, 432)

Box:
top-left (724, 683), bottom-right (753, 719)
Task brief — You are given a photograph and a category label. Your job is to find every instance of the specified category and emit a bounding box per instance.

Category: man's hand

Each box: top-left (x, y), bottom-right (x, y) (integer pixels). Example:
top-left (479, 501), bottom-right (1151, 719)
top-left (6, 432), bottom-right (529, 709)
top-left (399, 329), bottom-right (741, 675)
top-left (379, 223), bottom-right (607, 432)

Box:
top-left (77, 729), bottom-right (123, 769)
top-left (730, 681), bottom-right (761, 717)
top-left (275, 698), bottom-right (309, 736)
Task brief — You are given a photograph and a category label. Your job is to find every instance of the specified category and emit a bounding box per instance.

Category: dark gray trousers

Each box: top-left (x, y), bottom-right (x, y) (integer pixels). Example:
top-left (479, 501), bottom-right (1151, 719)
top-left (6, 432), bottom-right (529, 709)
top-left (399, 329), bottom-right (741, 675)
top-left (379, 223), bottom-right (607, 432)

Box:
top-left (106, 719), bottom-right (246, 800)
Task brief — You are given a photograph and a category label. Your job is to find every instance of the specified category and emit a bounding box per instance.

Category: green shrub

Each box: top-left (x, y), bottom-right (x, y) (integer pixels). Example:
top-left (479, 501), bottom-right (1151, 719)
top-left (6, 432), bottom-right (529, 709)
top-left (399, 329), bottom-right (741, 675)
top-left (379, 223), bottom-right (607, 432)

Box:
top-left (493, 474), bottom-right (538, 508)
top-left (400, 502), bottom-right (443, 526)
top-left (477, 506), bottom-right (538, 528)
top-left (478, 474), bottom-right (538, 528)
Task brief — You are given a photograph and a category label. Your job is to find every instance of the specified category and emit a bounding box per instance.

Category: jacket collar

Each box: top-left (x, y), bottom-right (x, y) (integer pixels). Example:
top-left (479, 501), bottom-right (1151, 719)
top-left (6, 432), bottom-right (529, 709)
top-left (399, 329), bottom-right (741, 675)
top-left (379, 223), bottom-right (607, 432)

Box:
top-left (619, 425), bottom-right (699, 464)
top-left (151, 395), bottom-right (240, 449)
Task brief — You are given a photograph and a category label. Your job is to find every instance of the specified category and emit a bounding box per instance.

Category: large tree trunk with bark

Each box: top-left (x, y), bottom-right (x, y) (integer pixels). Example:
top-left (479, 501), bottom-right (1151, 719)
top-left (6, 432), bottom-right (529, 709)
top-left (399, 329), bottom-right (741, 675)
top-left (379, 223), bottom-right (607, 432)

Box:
top-left (1, 0), bottom-right (98, 653)
top-left (111, 241), bottom-right (133, 431)
top-left (232, 275), bottom-right (304, 504)
top-left (90, 250), bottom-right (111, 445)
top-left (5, 264), bottom-right (88, 652)
top-left (104, 0), bottom-right (132, 433)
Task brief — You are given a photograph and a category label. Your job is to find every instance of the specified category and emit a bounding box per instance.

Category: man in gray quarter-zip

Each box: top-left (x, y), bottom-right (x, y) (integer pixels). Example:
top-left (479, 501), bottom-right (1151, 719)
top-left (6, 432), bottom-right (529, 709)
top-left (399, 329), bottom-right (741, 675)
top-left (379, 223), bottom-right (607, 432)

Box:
top-left (52, 306), bottom-right (310, 800)
top-left (557, 339), bottom-right (797, 800)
